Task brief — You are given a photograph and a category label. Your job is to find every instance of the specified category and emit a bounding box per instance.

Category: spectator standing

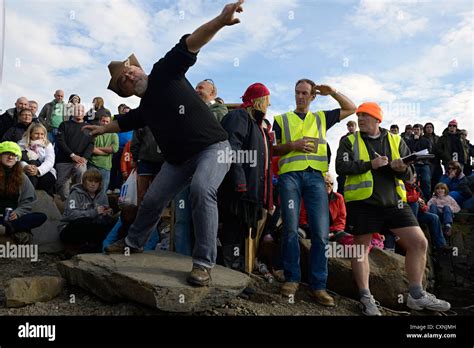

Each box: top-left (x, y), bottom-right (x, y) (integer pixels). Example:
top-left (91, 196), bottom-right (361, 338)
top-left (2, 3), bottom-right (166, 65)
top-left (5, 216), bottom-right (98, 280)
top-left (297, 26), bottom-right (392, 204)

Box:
top-left (38, 90), bottom-right (65, 144)
top-left (55, 104), bottom-right (94, 200)
top-left (88, 114), bottom-right (119, 194)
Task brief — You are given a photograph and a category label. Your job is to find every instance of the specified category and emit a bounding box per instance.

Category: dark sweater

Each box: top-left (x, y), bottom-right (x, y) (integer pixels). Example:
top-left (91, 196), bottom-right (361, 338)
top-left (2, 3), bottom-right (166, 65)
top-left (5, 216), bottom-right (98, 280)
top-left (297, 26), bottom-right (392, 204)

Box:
top-left (117, 35), bottom-right (228, 164)
top-left (55, 120), bottom-right (94, 163)
top-left (336, 128), bottom-right (413, 207)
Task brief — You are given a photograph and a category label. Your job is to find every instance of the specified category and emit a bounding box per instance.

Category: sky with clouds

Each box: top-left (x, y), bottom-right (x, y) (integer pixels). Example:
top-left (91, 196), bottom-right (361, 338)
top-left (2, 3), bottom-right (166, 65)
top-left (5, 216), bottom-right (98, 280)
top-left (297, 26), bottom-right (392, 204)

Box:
top-left (0, 0), bottom-right (473, 175)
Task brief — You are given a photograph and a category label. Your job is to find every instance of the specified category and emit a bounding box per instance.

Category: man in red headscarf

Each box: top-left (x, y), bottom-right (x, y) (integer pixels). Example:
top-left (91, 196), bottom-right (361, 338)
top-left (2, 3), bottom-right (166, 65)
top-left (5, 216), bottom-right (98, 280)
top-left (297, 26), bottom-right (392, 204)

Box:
top-left (218, 83), bottom-right (273, 272)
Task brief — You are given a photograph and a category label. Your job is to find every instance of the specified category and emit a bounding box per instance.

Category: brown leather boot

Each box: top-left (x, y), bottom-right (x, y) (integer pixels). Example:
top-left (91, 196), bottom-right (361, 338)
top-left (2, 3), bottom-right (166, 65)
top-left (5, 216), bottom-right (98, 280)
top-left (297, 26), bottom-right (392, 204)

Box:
top-left (104, 238), bottom-right (143, 254)
top-left (187, 264), bottom-right (212, 286)
top-left (310, 290), bottom-right (335, 307)
top-left (280, 282), bottom-right (299, 297)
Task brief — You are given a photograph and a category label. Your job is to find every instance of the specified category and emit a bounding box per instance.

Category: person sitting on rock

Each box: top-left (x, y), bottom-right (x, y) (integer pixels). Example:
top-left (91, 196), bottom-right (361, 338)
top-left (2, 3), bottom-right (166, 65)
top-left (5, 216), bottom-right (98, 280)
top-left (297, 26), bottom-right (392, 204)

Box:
top-left (427, 183), bottom-right (460, 237)
top-left (58, 169), bottom-right (116, 254)
top-left (18, 123), bottom-right (57, 197)
top-left (405, 175), bottom-right (452, 253)
top-left (2, 108), bottom-right (34, 143)
top-left (439, 161), bottom-right (469, 207)
top-left (0, 141), bottom-right (47, 244)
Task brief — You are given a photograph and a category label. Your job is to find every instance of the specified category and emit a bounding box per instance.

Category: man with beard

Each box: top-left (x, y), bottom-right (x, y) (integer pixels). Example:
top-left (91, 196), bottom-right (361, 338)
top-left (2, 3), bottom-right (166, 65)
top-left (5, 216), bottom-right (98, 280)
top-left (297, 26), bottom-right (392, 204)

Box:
top-left (83, 0), bottom-right (245, 287)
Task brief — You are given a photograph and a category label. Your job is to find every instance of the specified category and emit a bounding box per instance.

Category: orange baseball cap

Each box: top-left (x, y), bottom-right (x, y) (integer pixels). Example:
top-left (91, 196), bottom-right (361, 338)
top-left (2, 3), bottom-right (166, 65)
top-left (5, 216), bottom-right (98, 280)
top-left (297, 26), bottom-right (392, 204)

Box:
top-left (356, 102), bottom-right (383, 122)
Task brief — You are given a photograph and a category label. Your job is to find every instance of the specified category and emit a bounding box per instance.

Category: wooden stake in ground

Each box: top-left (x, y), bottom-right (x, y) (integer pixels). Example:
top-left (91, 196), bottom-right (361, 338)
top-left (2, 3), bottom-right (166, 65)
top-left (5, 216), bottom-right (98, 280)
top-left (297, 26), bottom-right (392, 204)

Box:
top-left (245, 227), bottom-right (254, 273)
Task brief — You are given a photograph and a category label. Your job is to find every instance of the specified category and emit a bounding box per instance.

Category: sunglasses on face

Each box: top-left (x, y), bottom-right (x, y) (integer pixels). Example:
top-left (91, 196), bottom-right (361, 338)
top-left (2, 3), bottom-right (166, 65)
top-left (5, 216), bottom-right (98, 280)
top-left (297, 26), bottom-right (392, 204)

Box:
top-left (448, 125), bottom-right (457, 128)
top-left (204, 79), bottom-right (215, 86)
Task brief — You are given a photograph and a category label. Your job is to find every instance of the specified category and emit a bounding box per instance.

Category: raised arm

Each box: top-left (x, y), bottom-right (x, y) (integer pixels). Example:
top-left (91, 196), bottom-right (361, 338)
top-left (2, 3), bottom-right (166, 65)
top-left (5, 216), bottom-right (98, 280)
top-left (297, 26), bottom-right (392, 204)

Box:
top-left (185, 0), bottom-right (244, 53)
top-left (315, 85), bottom-right (356, 120)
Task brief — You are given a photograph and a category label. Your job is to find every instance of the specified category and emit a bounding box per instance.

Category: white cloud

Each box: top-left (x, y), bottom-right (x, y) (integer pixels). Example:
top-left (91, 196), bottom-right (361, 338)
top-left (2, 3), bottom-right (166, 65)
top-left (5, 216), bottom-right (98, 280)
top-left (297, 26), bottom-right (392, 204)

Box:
top-left (1, 0), bottom-right (304, 113)
top-left (322, 73), bottom-right (398, 105)
top-left (351, 0), bottom-right (429, 40)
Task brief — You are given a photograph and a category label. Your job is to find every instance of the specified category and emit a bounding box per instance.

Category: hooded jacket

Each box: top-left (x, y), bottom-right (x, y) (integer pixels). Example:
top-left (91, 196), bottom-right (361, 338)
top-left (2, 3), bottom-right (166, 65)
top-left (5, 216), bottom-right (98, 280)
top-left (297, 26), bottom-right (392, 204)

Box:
top-left (58, 183), bottom-right (109, 232)
top-left (0, 172), bottom-right (37, 218)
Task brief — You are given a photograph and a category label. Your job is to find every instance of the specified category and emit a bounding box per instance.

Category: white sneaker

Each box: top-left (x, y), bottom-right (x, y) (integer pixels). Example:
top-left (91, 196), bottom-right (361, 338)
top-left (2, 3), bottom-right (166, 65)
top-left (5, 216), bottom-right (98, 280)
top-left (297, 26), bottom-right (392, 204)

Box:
top-left (106, 190), bottom-right (113, 195)
top-left (360, 295), bottom-right (382, 316)
top-left (407, 291), bottom-right (451, 311)
top-left (113, 188), bottom-right (121, 194)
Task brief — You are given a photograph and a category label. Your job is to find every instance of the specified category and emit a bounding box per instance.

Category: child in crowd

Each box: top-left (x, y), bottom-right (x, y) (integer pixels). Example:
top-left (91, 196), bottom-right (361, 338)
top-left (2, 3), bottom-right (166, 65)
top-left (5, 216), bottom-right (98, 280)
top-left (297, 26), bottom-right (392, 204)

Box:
top-left (19, 123), bottom-right (56, 196)
top-left (58, 169), bottom-right (115, 254)
top-left (427, 183), bottom-right (460, 237)
top-left (0, 141), bottom-right (47, 244)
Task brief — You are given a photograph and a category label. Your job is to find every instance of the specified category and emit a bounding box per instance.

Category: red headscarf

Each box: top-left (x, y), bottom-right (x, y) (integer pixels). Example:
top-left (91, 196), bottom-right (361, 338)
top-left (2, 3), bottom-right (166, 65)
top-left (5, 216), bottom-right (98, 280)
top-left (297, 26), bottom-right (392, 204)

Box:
top-left (240, 83), bottom-right (270, 108)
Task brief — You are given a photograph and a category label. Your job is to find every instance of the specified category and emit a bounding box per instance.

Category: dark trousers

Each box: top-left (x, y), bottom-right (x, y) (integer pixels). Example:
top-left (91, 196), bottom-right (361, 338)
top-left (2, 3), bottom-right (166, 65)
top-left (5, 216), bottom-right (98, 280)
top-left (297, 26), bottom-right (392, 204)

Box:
top-left (3, 212), bottom-right (47, 234)
top-left (27, 172), bottom-right (56, 196)
top-left (218, 207), bottom-right (246, 271)
top-left (108, 148), bottom-right (124, 190)
top-left (60, 217), bottom-right (114, 251)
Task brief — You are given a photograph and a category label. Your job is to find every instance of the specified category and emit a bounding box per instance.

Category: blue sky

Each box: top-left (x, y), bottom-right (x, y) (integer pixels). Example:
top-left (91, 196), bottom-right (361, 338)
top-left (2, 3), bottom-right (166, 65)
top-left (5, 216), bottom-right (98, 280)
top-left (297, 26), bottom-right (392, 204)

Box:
top-left (0, 0), bottom-right (473, 173)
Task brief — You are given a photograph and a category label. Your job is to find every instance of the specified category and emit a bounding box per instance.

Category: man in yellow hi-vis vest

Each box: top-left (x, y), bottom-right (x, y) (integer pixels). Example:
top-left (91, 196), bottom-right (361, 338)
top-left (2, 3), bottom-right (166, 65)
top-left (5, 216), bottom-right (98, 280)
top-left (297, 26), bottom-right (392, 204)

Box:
top-left (273, 78), bottom-right (356, 307)
top-left (336, 102), bottom-right (451, 315)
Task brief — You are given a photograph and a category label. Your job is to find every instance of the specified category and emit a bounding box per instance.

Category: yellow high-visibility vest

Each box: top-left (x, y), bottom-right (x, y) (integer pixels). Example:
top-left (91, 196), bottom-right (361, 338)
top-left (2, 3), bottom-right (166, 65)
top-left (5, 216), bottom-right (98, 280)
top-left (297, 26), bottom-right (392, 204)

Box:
top-left (274, 111), bottom-right (328, 175)
top-left (344, 131), bottom-right (407, 203)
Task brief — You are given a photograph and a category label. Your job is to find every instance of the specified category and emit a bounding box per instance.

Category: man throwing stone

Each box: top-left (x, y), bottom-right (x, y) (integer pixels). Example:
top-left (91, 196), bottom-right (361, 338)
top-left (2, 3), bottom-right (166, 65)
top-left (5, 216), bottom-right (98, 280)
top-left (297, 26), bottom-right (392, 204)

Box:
top-left (83, 0), bottom-right (245, 286)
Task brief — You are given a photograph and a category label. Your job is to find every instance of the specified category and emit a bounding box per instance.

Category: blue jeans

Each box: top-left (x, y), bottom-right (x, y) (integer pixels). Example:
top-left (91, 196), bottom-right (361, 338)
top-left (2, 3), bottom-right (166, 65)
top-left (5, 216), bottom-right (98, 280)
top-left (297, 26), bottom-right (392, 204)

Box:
top-left (125, 141), bottom-right (230, 268)
top-left (3, 212), bottom-right (47, 234)
top-left (449, 191), bottom-right (466, 207)
top-left (279, 170), bottom-right (329, 290)
top-left (415, 164), bottom-right (431, 200)
top-left (47, 128), bottom-right (58, 145)
top-left (409, 202), bottom-right (447, 248)
top-left (88, 164), bottom-right (110, 196)
top-left (463, 197), bottom-right (474, 212)
top-left (418, 212), bottom-right (447, 249)
top-left (173, 185), bottom-right (193, 256)
top-left (429, 204), bottom-right (453, 226)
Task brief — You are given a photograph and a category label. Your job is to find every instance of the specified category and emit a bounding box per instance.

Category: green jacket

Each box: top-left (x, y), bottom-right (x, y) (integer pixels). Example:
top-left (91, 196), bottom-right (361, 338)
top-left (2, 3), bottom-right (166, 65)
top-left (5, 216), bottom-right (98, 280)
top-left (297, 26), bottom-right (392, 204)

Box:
top-left (209, 102), bottom-right (228, 123)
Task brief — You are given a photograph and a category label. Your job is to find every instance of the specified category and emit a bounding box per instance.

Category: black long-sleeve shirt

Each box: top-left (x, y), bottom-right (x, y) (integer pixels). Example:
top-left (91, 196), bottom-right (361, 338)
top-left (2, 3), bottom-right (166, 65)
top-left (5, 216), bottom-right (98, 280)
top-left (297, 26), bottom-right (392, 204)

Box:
top-left (336, 128), bottom-right (414, 207)
top-left (56, 120), bottom-right (94, 163)
top-left (116, 35), bottom-right (228, 164)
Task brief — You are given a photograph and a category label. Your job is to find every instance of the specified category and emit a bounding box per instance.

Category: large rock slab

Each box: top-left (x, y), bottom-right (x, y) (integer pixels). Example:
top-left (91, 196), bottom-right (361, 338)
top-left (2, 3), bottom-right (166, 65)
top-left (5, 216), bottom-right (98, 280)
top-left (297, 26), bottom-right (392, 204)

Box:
top-left (31, 190), bottom-right (64, 253)
top-left (57, 251), bottom-right (250, 313)
top-left (300, 239), bottom-right (428, 310)
top-left (5, 276), bottom-right (64, 308)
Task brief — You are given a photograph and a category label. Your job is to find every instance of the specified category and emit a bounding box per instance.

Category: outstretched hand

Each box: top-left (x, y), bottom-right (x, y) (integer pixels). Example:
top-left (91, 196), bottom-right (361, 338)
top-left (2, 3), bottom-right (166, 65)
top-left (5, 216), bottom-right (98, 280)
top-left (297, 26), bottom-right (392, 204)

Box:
top-left (82, 125), bottom-right (105, 137)
top-left (219, 0), bottom-right (244, 26)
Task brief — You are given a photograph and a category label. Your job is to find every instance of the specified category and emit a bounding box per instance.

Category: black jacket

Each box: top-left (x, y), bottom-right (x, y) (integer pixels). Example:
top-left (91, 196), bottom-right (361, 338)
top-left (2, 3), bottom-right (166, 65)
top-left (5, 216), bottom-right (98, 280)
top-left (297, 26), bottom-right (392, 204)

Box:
top-left (0, 108), bottom-right (18, 139)
top-left (405, 135), bottom-right (432, 164)
top-left (131, 126), bottom-right (164, 164)
top-left (336, 128), bottom-right (414, 207)
top-left (1, 122), bottom-right (29, 143)
top-left (220, 108), bottom-right (271, 207)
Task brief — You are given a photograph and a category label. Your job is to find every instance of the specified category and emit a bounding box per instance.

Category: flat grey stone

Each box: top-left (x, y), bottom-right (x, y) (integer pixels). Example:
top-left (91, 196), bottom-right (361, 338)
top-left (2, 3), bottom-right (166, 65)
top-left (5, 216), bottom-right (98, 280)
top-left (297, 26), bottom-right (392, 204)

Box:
top-left (57, 251), bottom-right (250, 313)
top-left (31, 190), bottom-right (64, 253)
